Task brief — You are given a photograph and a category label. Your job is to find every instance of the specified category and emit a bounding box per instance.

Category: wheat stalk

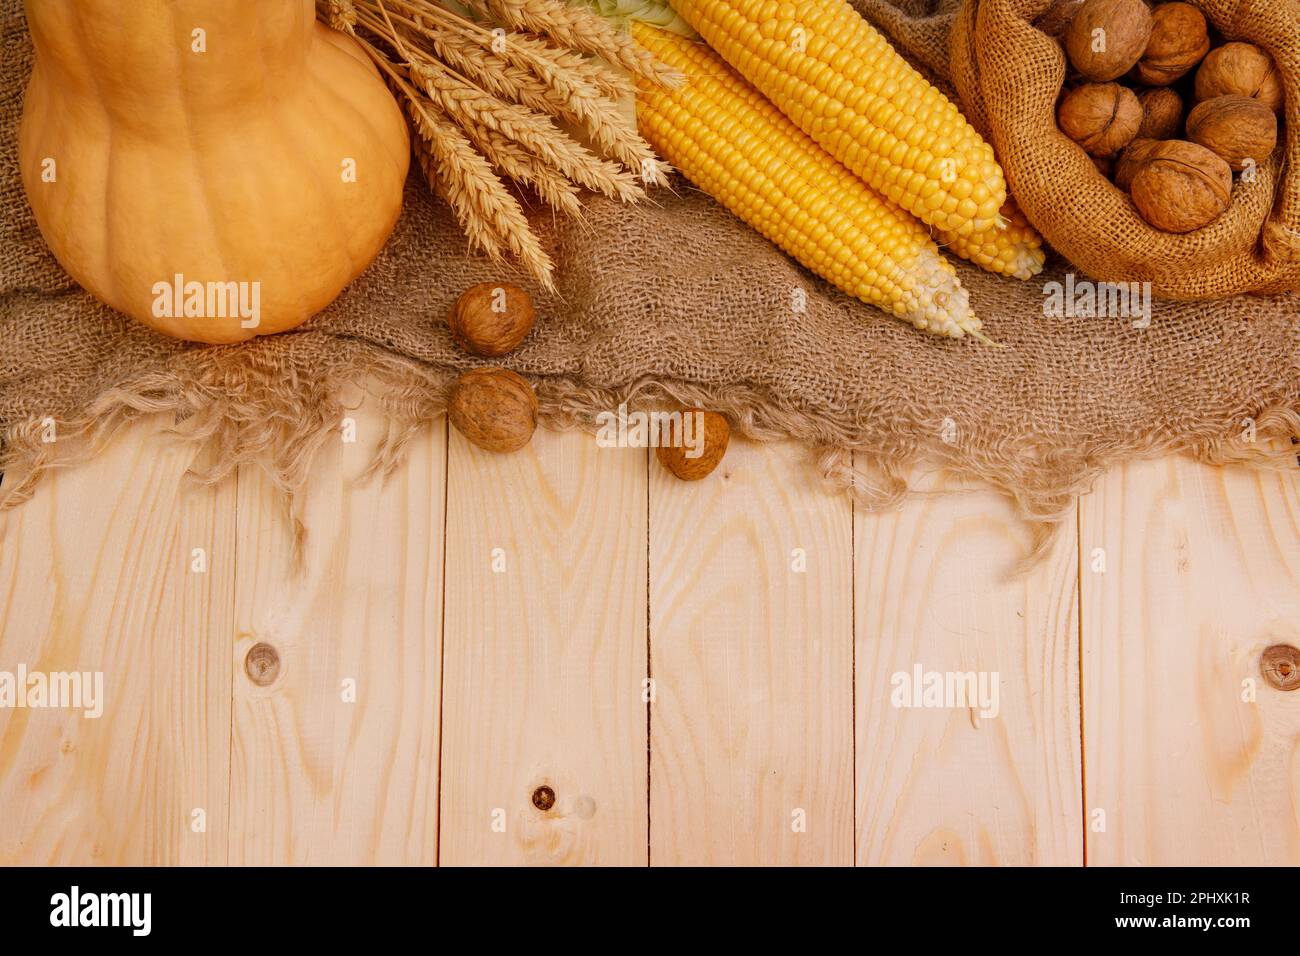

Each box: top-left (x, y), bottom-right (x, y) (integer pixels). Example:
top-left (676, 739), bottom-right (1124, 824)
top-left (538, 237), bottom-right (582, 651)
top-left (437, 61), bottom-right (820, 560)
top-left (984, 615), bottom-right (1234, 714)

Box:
top-left (404, 85), bottom-right (558, 288)
top-left (318, 0), bottom-right (673, 286)
top-left (375, 5), bottom-right (658, 170)
top-left (322, 0), bottom-right (360, 31)
top-left (407, 58), bottom-right (646, 203)
top-left (378, 0), bottom-right (636, 97)
top-left (461, 119), bottom-right (585, 218)
top-left (460, 0), bottom-right (680, 87)
top-left (504, 31), bottom-right (635, 101)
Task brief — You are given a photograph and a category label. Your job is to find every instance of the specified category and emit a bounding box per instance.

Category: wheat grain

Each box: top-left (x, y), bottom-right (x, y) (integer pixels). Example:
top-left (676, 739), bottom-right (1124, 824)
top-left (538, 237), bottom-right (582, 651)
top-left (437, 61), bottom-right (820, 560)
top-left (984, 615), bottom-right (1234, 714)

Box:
top-left (319, 0), bottom-right (675, 280)
top-left (409, 59), bottom-right (646, 203)
top-left (461, 119), bottom-right (585, 218)
top-left (507, 31), bottom-right (635, 101)
top-left (374, 0), bottom-right (636, 98)
top-left (360, 4), bottom-right (655, 172)
top-left (461, 0), bottom-right (680, 87)
top-left (320, 0), bottom-right (359, 32)
top-left (414, 22), bottom-right (657, 171)
top-left (405, 93), bottom-right (556, 289)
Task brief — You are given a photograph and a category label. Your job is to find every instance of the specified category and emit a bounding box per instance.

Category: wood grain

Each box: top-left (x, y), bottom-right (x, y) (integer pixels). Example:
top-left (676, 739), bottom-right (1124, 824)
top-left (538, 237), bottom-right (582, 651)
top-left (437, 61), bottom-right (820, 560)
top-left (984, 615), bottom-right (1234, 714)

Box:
top-left (648, 440), bottom-right (853, 865)
top-left (227, 389), bottom-right (446, 865)
top-left (439, 428), bottom-right (648, 866)
top-left (0, 417), bottom-right (235, 865)
top-left (854, 472), bottom-right (1082, 866)
top-left (2, 397), bottom-right (1297, 867)
top-left (1081, 456), bottom-right (1300, 866)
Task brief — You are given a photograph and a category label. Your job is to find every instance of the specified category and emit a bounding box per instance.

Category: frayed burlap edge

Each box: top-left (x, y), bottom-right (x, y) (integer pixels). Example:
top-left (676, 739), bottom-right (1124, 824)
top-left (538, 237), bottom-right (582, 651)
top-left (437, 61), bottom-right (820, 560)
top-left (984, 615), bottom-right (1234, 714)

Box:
top-left (3, 342), bottom-right (1297, 573)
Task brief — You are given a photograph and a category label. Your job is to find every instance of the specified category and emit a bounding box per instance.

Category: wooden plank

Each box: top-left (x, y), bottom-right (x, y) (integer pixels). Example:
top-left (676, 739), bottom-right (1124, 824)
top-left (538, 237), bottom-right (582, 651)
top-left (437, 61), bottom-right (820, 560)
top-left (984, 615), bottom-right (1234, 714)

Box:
top-left (854, 472), bottom-right (1082, 866)
top-left (648, 439), bottom-right (854, 866)
top-left (0, 416), bottom-right (235, 865)
top-left (439, 428), bottom-right (648, 866)
top-left (1081, 456), bottom-right (1300, 866)
top-left (227, 389), bottom-right (445, 865)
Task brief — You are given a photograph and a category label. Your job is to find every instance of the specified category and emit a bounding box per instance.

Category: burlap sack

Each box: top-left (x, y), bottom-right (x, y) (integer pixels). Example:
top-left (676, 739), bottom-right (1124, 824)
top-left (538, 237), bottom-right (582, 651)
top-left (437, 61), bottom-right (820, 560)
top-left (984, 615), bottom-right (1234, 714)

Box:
top-left (1, 0), bottom-right (1297, 562)
top-left (945, 0), bottom-right (1300, 299)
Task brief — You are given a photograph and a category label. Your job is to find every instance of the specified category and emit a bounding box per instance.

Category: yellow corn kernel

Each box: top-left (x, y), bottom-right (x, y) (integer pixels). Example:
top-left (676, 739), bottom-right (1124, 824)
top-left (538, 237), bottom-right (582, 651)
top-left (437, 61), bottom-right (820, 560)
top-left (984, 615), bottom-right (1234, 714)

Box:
top-left (670, 0), bottom-right (1006, 237)
top-left (936, 199), bottom-right (1046, 280)
top-left (633, 24), bottom-right (982, 340)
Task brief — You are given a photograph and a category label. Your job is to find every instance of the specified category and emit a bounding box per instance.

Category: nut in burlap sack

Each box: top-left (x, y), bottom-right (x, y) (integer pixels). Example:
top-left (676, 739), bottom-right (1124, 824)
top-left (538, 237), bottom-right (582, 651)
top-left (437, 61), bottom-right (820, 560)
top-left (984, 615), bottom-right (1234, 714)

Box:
top-left (949, 0), bottom-right (1300, 299)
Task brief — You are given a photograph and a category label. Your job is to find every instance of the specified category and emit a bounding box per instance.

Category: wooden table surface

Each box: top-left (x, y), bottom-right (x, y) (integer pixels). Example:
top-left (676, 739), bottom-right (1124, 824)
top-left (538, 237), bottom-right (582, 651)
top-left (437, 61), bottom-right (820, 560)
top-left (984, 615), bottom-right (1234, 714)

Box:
top-left (1, 387), bottom-right (1297, 866)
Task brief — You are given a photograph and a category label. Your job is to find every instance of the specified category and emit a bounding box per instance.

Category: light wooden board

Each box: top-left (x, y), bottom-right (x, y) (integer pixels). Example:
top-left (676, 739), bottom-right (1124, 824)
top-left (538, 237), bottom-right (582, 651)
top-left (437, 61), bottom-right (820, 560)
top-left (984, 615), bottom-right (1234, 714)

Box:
top-left (1081, 455), bottom-right (1300, 866)
top-left (227, 390), bottom-right (446, 865)
top-left (854, 472), bottom-right (1082, 866)
top-left (3, 404), bottom-right (1298, 867)
top-left (648, 439), bottom-right (854, 865)
top-left (0, 417), bottom-right (235, 865)
top-left (438, 428), bottom-right (648, 866)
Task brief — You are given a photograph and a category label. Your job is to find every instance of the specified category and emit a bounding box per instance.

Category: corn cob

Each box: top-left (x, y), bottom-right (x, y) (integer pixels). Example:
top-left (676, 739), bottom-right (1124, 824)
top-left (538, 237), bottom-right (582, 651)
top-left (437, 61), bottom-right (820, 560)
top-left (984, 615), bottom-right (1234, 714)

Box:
top-left (668, 0), bottom-right (1007, 238)
top-left (633, 24), bottom-right (984, 339)
top-left (936, 199), bottom-right (1046, 280)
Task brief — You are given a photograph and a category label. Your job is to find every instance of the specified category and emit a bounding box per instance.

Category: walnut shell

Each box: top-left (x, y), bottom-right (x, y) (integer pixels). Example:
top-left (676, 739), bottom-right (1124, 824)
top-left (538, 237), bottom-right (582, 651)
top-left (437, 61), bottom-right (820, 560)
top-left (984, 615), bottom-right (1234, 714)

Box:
top-left (1136, 87), bottom-right (1186, 140)
top-left (1115, 138), bottom-right (1161, 190)
top-left (1130, 139), bottom-right (1233, 233)
top-left (1135, 3), bottom-right (1210, 86)
top-left (1092, 154), bottom-right (1115, 178)
top-left (1059, 83), bottom-right (1143, 156)
top-left (1195, 42), bottom-right (1285, 114)
top-left (1186, 94), bottom-right (1279, 171)
top-left (448, 282), bottom-right (536, 357)
top-left (1035, 0), bottom-right (1088, 38)
top-left (655, 409), bottom-right (730, 481)
top-left (448, 367), bottom-right (538, 453)
top-left (1065, 0), bottom-right (1155, 82)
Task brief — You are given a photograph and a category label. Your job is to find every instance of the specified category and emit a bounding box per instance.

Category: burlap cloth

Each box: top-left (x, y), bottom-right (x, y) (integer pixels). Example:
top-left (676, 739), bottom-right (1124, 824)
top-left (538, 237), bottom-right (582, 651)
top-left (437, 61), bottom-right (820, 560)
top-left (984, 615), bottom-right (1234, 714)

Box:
top-left (947, 0), bottom-right (1300, 299)
top-left (2, 0), bottom-right (1298, 561)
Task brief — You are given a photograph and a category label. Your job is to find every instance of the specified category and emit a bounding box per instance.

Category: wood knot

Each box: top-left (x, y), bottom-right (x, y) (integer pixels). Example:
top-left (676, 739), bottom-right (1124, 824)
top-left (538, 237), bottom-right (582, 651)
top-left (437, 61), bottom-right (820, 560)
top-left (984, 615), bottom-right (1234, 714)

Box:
top-left (531, 785), bottom-right (556, 812)
top-left (1260, 645), bottom-right (1300, 691)
top-left (244, 642), bottom-right (281, 687)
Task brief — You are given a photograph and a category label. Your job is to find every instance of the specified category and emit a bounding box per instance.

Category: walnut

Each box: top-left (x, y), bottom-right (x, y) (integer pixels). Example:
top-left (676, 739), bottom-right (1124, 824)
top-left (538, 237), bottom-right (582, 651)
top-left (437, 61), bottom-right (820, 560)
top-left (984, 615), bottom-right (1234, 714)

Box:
top-left (1195, 42), bottom-right (1285, 114)
top-left (1035, 0), bottom-right (1088, 38)
top-left (1059, 83), bottom-right (1143, 156)
top-left (448, 367), bottom-right (538, 453)
top-left (1092, 154), bottom-right (1115, 178)
top-left (1130, 140), bottom-right (1234, 233)
top-left (1115, 138), bottom-right (1161, 190)
top-left (1136, 87), bottom-right (1186, 140)
top-left (1065, 0), bottom-right (1155, 82)
top-left (1186, 94), bottom-right (1279, 171)
top-left (1135, 3), bottom-right (1210, 86)
top-left (655, 409), bottom-right (730, 481)
top-left (448, 282), bottom-right (536, 357)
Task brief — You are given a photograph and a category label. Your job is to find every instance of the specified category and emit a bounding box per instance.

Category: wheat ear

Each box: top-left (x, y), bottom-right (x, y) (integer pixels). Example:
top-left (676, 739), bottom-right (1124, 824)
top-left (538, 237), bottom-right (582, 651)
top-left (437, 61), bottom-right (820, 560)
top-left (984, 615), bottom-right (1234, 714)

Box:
top-left (397, 16), bottom-right (659, 172)
top-left (504, 31), bottom-right (635, 101)
top-left (321, 0), bottom-right (359, 32)
top-left (358, 2), bottom-right (655, 172)
top-left (408, 59), bottom-right (646, 203)
top-left (401, 88), bottom-right (556, 289)
top-left (461, 0), bottom-right (681, 87)
top-left (461, 119), bottom-right (585, 218)
top-left (368, 0), bottom-right (634, 99)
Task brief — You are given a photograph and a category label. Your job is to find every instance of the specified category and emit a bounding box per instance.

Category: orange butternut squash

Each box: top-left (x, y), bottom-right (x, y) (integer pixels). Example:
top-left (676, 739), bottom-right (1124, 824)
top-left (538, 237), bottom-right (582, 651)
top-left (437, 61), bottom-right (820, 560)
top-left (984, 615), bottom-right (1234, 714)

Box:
top-left (19, 0), bottom-right (409, 343)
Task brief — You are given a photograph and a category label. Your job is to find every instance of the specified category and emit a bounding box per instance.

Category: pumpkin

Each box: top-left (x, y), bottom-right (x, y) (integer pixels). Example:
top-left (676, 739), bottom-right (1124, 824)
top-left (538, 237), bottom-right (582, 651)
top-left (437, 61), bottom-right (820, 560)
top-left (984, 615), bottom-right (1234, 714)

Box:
top-left (19, 0), bottom-right (409, 344)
